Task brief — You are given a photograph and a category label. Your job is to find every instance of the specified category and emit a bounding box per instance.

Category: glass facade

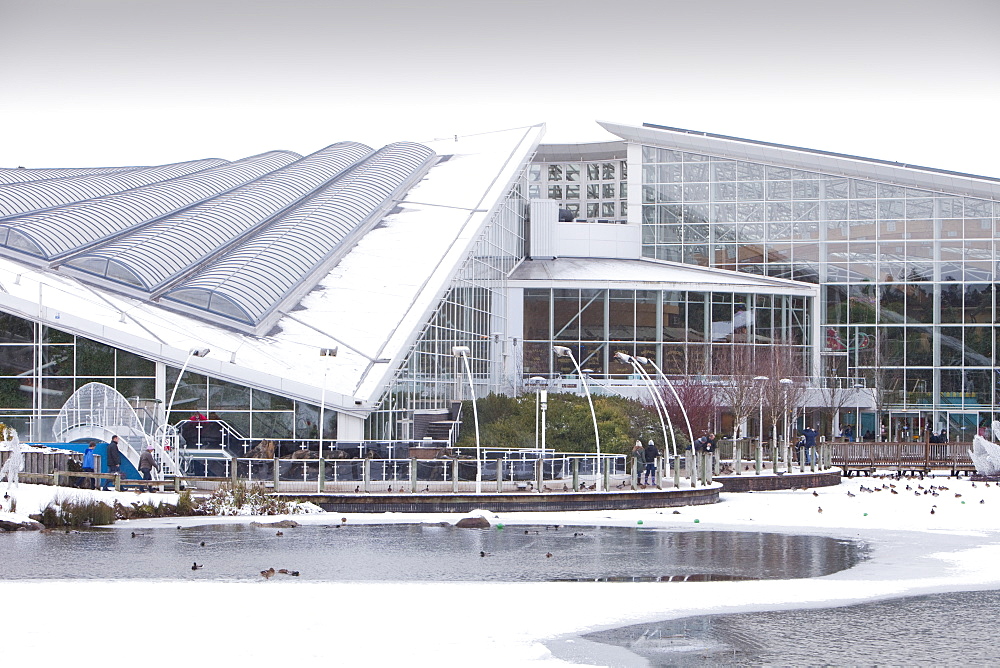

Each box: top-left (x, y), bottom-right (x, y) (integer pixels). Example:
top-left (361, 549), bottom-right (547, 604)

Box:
top-left (639, 143), bottom-right (1000, 427)
top-left (367, 177), bottom-right (528, 439)
top-left (528, 158), bottom-right (627, 223)
top-left (522, 287), bottom-right (809, 378)
top-left (0, 312), bottom-right (323, 443)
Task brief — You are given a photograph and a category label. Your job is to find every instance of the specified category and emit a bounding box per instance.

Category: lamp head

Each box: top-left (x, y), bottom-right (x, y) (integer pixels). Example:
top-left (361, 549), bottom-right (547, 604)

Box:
top-left (753, 375), bottom-right (769, 381)
top-left (319, 346), bottom-right (338, 357)
top-left (452, 345), bottom-right (471, 357)
top-left (552, 345), bottom-right (572, 358)
top-left (779, 378), bottom-right (793, 385)
top-left (189, 348), bottom-right (210, 357)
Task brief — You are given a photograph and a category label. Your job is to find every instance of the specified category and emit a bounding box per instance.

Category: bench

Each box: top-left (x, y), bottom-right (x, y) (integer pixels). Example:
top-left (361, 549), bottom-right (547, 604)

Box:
top-left (833, 458), bottom-right (875, 477)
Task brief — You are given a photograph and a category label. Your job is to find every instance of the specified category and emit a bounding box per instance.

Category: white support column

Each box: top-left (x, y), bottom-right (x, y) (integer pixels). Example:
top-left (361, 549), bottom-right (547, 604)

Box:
top-left (337, 413), bottom-right (365, 442)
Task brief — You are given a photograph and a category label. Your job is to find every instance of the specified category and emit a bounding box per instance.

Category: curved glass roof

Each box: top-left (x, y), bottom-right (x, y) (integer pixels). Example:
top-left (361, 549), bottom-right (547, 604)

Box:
top-left (60, 142), bottom-right (373, 291)
top-left (0, 151), bottom-right (299, 260)
top-left (0, 158), bottom-right (230, 218)
top-left (163, 142), bottom-right (435, 327)
top-left (0, 166), bottom-right (142, 185)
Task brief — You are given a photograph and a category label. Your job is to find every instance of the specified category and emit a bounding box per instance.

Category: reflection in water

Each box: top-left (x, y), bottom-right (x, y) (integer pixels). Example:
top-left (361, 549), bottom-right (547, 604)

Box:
top-left (587, 589), bottom-right (1000, 666)
top-left (0, 526), bottom-right (863, 583)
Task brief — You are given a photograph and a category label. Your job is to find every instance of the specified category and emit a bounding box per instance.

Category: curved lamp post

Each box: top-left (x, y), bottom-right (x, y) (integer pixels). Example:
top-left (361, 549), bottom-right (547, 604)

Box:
top-left (318, 347), bottom-right (338, 461)
top-left (166, 347), bottom-right (211, 437)
top-left (164, 348), bottom-right (210, 475)
top-left (553, 345), bottom-right (601, 491)
top-left (637, 356), bottom-right (695, 451)
top-left (453, 346), bottom-right (482, 493)
top-left (615, 352), bottom-right (676, 459)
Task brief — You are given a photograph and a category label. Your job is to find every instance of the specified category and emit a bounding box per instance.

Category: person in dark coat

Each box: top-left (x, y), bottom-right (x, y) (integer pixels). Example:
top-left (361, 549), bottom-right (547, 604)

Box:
top-left (643, 439), bottom-right (659, 485)
top-left (631, 442), bottom-right (646, 485)
top-left (799, 426), bottom-right (818, 465)
top-left (81, 441), bottom-right (97, 489)
top-left (101, 435), bottom-right (122, 491)
top-left (138, 445), bottom-right (159, 493)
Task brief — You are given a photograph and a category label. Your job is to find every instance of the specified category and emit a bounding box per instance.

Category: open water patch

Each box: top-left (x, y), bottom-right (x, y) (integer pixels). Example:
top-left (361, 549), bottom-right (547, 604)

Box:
top-left (0, 524), bottom-right (864, 582)
top-left (583, 589), bottom-right (1000, 666)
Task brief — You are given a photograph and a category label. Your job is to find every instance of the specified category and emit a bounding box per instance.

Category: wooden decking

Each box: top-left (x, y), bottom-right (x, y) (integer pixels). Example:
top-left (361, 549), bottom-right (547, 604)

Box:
top-left (830, 442), bottom-right (975, 477)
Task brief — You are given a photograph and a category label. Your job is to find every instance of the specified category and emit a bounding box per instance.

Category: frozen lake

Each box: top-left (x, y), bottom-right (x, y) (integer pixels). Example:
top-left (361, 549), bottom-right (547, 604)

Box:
top-left (586, 588), bottom-right (1000, 666)
top-left (0, 523), bottom-right (864, 582)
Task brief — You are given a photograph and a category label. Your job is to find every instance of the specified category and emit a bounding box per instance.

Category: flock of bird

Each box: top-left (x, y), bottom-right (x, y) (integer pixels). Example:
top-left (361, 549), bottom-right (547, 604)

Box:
top-left (810, 472), bottom-right (993, 515)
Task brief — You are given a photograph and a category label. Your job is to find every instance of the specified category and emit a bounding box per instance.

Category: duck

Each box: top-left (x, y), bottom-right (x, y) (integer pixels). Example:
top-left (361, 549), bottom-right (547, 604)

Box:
top-left (276, 531), bottom-right (283, 536)
top-left (545, 552), bottom-right (553, 558)
top-left (191, 562), bottom-right (202, 570)
top-left (261, 568), bottom-right (275, 579)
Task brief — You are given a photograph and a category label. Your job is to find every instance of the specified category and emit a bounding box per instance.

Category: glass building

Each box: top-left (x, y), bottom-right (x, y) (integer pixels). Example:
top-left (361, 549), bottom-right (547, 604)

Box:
top-left (599, 121), bottom-right (1000, 439)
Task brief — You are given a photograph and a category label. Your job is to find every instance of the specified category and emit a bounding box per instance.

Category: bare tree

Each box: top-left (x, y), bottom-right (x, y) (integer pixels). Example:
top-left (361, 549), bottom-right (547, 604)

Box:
top-left (715, 341), bottom-right (763, 439)
top-left (759, 340), bottom-right (807, 445)
top-left (661, 378), bottom-right (718, 447)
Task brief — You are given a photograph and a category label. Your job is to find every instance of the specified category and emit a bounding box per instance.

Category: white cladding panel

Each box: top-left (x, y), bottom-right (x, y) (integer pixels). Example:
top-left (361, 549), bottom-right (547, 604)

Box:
top-left (553, 221), bottom-right (640, 260)
top-left (529, 198), bottom-right (558, 259)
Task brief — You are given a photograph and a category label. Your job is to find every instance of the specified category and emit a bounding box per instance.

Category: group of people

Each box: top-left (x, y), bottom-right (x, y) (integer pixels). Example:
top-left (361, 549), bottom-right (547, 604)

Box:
top-left (630, 439), bottom-right (661, 485)
top-left (80, 435), bottom-right (160, 492)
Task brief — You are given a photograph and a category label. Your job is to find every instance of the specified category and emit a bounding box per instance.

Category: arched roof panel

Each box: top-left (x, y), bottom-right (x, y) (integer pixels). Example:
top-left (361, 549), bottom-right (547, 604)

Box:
top-left (0, 158), bottom-right (232, 217)
top-left (163, 142), bottom-right (435, 327)
top-left (0, 166), bottom-right (143, 185)
top-left (0, 151), bottom-right (298, 260)
top-left (60, 142), bottom-right (372, 290)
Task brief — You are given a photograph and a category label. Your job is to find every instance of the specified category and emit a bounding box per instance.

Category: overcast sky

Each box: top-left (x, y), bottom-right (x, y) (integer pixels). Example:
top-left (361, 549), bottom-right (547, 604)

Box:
top-left (2, 0), bottom-right (998, 176)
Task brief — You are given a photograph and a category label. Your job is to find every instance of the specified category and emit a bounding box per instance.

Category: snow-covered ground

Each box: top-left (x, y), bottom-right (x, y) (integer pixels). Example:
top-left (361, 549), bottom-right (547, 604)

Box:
top-left (3, 473), bottom-right (1000, 666)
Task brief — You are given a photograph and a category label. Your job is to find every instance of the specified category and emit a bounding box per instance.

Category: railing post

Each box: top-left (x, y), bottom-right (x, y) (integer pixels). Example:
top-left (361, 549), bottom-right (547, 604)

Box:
top-left (572, 458), bottom-right (579, 491)
top-left (602, 456), bottom-right (610, 492)
top-left (363, 459), bottom-right (370, 493)
top-left (317, 457), bottom-right (325, 493)
top-left (452, 458), bottom-right (458, 494)
top-left (272, 456), bottom-right (280, 492)
top-left (756, 440), bottom-right (762, 475)
top-left (673, 454), bottom-right (680, 489)
top-left (655, 456), bottom-right (662, 488)
top-left (496, 458), bottom-right (503, 493)
top-left (232, 458), bottom-right (239, 486)
top-left (735, 441), bottom-right (742, 475)
top-left (409, 458), bottom-right (417, 493)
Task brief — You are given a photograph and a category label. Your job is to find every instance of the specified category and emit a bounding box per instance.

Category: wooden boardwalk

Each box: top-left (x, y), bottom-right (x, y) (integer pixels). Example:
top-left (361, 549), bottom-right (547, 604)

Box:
top-left (830, 441), bottom-right (975, 477)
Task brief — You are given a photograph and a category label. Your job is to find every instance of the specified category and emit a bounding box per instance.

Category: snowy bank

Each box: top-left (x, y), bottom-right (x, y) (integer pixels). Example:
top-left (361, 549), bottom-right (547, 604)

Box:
top-left (3, 473), bottom-right (1000, 666)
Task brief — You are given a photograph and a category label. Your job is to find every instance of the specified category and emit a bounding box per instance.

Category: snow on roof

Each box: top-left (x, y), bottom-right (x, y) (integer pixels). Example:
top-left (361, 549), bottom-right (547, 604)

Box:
top-left (600, 121), bottom-right (1000, 200)
top-left (510, 257), bottom-right (818, 296)
top-left (0, 125), bottom-right (545, 413)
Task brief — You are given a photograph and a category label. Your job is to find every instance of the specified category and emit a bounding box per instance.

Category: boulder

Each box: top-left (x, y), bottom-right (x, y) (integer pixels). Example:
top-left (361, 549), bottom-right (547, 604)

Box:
top-left (250, 519), bottom-right (300, 528)
top-left (0, 518), bottom-right (44, 532)
top-left (455, 516), bottom-right (490, 529)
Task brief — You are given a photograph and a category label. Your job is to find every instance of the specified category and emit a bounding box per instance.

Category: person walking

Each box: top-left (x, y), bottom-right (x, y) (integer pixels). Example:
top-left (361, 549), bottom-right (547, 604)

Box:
top-left (643, 439), bottom-right (659, 486)
top-left (81, 440), bottom-right (97, 489)
top-left (138, 445), bottom-right (159, 493)
top-left (101, 435), bottom-right (122, 491)
top-left (631, 441), bottom-right (646, 487)
top-left (800, 426), bottom-right (818, 465)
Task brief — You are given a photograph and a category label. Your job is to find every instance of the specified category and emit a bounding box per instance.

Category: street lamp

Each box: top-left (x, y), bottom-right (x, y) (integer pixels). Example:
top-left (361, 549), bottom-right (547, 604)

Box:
top-left (553, 345), bottom-right (602, 491)
top-left (779, 378), bottom-right (793, 472)
top-left (318, 347), bottom-right (338, 461)
top-left (453, 346), bottom-right (482, 493)
top-left (530, 376), bottom-right (547, 453)
top-left (753, 376), bottom-right (768, 475)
